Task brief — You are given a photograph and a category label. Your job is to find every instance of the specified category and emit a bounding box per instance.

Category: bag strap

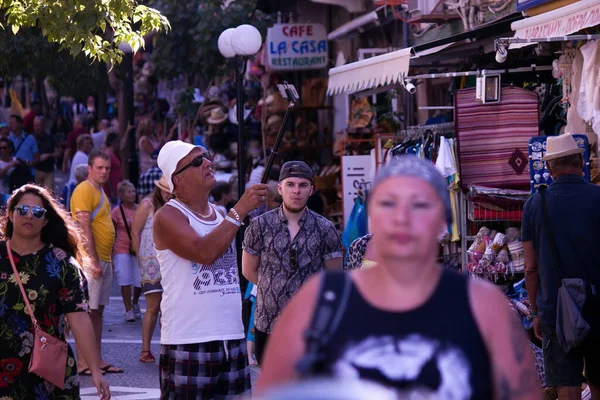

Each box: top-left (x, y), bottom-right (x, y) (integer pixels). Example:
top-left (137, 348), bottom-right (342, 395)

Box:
top-left (539, 186), bottom-right (562, 281)
top-left (295, 271), bottom-right (352, 376)
top-left (90, 186), bottom-right (105, 221)
top-left (13, 134), bottom-right (26, 156)
top-left (119, 205), bottom-right (133, 241)
top-left (6, 241), bottom-right (38, 327)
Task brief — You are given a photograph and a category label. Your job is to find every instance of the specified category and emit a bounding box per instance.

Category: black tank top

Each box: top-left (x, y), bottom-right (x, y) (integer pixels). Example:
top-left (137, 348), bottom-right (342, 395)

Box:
top-left (314, 269), bottom-right (493, 399)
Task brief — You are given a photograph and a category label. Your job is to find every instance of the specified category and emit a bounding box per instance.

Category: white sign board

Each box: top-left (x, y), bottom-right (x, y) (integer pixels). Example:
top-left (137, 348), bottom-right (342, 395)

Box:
top-left (266, 24), bottom-right (328, 71)
top-left (342, 155), bottom-right (374, 226)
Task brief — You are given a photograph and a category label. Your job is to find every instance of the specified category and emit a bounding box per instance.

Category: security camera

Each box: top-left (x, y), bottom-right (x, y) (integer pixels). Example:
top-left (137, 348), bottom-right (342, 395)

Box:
top-left (495, 45), bottom-right (508, 63)
top-left (404, 81), bottom-right (416, 95)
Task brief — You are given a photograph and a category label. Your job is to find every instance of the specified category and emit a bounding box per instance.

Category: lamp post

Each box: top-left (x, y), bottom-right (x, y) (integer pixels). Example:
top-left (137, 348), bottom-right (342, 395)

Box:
top-left (218, 25), bottom-right (262, 278)
top-left (218, 24), bottom-right (263, 200)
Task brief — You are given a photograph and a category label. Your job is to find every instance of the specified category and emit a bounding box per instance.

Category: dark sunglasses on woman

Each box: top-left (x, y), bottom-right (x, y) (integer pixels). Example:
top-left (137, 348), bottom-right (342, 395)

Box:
top-left (15, 204), bottom-right (47, 219)
top-left (173, 152), bottom-right (212, 176)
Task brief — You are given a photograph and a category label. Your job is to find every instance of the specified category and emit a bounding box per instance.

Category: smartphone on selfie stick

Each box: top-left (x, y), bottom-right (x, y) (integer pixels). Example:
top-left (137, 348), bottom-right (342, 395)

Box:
top-left (261, 82), bottom-right (300, 184)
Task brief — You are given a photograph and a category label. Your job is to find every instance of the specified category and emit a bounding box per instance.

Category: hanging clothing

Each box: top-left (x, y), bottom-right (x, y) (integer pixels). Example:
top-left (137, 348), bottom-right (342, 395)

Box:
top-left (342, 197), bottom-right (367, 253)
top-left (566, 48), bottom-right (588, 137)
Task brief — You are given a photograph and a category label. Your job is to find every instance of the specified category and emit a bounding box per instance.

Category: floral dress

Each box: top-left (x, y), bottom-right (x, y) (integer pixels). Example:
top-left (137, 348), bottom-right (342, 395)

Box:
top-left (139, 206), bottom-right (162, 294)
top-left (0, 242), bottom-right (88, 399)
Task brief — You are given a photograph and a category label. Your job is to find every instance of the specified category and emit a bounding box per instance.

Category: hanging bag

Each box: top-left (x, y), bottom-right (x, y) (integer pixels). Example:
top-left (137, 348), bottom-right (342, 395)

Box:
top-left (539, 186), bottom-right (591, 352)
top-left (6, 240), bottom-right (68, 389)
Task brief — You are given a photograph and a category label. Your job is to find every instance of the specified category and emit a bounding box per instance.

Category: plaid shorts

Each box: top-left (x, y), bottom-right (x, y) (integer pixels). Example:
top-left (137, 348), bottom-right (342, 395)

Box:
top-left (159, 339), bottom-right (252, 399)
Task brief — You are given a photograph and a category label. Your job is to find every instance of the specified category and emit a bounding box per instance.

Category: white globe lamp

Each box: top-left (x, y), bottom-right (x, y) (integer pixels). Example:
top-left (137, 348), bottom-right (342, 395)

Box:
top-left (218, 28), bottom-right (237, 58)
top-left (230, 24), bottom-right (263, 56)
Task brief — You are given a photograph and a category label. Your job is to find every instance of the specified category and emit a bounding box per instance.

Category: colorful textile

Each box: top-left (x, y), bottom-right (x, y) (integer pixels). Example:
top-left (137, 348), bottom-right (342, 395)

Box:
top-left (455, 87), bottom-right (538, 190)
top-left (0, 243), bottom-right (87, 399)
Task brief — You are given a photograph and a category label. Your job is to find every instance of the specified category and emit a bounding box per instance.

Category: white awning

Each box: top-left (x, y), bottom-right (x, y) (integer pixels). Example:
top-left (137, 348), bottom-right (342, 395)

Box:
top-left (326, 43), bottom-right (456, 95)
top-left (327, 48), bottom-right (412, 95)
top-left (510, 0), bottom-right (600, 48)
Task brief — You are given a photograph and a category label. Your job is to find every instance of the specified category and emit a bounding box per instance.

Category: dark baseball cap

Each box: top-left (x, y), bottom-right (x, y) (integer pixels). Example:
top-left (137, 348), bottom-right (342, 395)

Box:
top-left (279, 161), bottom-right (313, 182)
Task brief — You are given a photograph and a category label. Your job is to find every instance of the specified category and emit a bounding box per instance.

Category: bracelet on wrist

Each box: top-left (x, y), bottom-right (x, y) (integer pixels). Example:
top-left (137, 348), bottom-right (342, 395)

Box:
top-left (225, 215), bottom-right (241, 227)
top-left (530, 311), bottom-right (538, 317)
top-left (230, 207), bottom-right (244, 225)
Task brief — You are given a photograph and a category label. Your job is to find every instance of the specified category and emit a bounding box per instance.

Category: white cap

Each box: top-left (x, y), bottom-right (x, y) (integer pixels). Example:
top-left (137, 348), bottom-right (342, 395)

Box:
top-left (157, 140), bottom-right (197, 192)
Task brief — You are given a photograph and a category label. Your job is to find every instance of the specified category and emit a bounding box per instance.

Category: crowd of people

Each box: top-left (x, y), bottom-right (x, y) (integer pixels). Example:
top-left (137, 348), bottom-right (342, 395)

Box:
top-left (0, 100), bottom-right (597, 400)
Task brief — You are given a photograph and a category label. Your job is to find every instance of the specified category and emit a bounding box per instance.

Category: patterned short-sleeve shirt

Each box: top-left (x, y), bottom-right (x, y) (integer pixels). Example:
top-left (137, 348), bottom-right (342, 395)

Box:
top-left (243, 206), bottom-right (343, 333)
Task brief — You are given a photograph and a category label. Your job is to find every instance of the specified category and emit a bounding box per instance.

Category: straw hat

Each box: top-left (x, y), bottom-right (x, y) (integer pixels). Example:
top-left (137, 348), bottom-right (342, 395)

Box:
top-left (154, 175), bottom-right (171, 193)
top-left (207, 107), bottom-right (228, 125)
top-left (542, 133), bottom-right (584, 161)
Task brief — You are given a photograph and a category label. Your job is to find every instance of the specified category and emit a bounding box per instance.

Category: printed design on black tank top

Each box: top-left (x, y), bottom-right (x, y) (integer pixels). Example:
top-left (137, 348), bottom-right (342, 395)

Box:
top-left (332, 334), bottom-right (473, 399)
top-left (191, 243), bottom-right (240, 296)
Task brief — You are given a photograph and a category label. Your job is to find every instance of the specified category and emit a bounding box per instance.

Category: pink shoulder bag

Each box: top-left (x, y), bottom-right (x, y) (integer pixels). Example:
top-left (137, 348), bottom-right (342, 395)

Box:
top-left (7, 241), bottom-right (67, 389)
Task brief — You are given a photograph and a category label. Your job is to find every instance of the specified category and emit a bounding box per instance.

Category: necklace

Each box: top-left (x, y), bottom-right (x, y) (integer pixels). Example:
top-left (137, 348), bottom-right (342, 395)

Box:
top-left (181, 201), bottom-right (214, 219)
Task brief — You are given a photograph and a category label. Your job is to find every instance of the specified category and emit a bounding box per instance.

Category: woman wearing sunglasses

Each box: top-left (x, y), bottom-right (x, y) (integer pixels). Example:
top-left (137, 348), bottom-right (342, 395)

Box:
top-left (0, 184), bottom-right (110, 399)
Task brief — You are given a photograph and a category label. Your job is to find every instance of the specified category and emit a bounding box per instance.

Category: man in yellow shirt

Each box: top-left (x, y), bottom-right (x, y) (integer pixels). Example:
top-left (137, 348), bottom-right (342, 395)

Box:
top-left (71, 150), bottom-right (122, 374)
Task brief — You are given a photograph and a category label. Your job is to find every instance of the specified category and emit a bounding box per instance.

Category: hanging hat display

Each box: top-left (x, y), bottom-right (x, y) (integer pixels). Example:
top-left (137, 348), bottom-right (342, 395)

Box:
top-left (207, 107), bottom-right (229, 125)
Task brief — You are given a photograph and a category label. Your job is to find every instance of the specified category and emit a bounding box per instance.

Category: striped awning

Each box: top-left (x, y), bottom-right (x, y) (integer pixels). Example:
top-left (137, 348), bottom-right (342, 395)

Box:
top-left (510, 0), bottom-right (600, 48)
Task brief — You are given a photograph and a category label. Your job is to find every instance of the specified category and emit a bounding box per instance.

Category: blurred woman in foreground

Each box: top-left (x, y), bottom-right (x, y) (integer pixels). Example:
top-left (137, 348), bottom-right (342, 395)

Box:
top-left (257, 156), bottom-right (539, 399)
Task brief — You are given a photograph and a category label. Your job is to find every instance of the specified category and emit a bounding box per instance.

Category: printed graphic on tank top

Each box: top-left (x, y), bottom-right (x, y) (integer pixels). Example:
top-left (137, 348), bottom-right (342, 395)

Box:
top-left (190, 244), bottom-right (240, 297)
top-left (315, 270), bottom-right (493, 399)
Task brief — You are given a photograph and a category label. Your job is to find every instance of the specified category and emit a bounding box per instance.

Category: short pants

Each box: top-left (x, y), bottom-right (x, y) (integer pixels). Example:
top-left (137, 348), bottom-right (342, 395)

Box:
top-left (159, 339), bottom-right (251, 399)
top-left (85, 261), bottom-right (113, 310)
top-left (542, 324), bottom-right (600, 387)
top-left (113, 253), bottom-right (141, 287)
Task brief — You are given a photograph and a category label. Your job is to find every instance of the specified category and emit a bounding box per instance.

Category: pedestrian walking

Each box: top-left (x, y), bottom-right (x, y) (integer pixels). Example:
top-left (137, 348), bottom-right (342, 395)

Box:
top-left (256, 156), bottom-right (539, 399)
top-left (153, 140), bottom-right (267, 398)
top-left (0, 183), bottom-right (110, 399)
top-left (242, 161), bottom-right (343, 365)
top-left (522, 134), bottom-right (600, 400)
top-left (111, 180), bottom-right (142, 322)
top-left (131, 175), bottom-right (173, 363)
top-left (70, 150), bottom-right (123, 375)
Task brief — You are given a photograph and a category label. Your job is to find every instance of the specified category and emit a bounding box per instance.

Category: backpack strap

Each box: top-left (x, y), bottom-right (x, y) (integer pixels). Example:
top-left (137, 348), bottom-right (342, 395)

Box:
top-left (295, 271), bottom-right (352, 377)
top-left (90, 186), bottom-right (106, 221)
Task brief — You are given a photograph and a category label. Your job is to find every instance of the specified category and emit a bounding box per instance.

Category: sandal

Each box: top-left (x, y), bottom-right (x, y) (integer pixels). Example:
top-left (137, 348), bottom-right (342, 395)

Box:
top-left (139, 351), bottom-right (155, 363)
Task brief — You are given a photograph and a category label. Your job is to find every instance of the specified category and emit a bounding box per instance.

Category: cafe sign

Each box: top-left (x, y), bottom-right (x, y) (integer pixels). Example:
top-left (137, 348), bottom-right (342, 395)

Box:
top-left (266, 23), bottom-right (328, 71)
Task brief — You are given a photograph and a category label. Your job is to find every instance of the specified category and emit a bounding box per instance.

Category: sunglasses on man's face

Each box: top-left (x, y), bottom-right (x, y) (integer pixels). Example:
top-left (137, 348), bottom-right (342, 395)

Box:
top-left (173, 152), bottom-right (212, 176)
top-left (14, 204), bottom-right (47, 219)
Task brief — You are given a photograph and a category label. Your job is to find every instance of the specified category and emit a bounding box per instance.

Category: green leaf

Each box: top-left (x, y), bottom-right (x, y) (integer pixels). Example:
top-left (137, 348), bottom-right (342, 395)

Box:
top-left (11, 24), bottom-right (19, 35)
top-left (71, 41), bottom-right (82, 56)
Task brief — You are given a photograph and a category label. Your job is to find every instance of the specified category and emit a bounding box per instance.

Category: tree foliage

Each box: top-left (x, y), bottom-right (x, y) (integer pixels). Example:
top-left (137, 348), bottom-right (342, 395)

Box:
top-left (150, 0), bottom-right (272, 83)
top-left (0, 0), bottom-right (170, 65)
top-left (0, 27), bottom-right (109, 99)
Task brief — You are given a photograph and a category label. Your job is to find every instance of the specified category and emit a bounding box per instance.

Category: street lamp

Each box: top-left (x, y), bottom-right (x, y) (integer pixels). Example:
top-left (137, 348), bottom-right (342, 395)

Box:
top-left (218, 25), bottom-right (262, 200)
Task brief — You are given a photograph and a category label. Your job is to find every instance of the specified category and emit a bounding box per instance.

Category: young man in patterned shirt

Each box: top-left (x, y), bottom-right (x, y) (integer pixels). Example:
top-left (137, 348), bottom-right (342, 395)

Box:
top-left (242, 160), bottom-right (343, 365)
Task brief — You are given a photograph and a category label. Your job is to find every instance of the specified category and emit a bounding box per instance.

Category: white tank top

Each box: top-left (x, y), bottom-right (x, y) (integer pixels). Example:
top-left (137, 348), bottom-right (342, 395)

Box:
top-left (156, 199), bottom-right (244, 345)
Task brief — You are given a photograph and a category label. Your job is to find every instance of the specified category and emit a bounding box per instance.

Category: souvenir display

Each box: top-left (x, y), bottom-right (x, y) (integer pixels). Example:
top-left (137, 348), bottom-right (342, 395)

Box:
top-left (528, 135), bottom-right (591, 193)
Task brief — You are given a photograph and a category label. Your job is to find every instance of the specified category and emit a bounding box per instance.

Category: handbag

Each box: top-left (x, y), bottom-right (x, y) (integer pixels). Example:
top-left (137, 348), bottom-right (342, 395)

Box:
top-left (119, 205), bottom-right (136, 256)
top-left (539, 186), bottom-right (591, 352)
top-left (6, 240), bottom-right (68, 389)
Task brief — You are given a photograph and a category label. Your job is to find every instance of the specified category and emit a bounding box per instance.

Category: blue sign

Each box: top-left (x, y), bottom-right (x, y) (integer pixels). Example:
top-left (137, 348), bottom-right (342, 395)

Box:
top-left (517, 0), bottom-right (554, 12)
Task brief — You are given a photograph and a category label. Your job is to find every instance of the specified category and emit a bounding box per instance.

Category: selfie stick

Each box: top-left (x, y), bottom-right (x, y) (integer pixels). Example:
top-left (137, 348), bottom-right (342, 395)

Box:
top-left (261, 82), bottom-right (299, 184)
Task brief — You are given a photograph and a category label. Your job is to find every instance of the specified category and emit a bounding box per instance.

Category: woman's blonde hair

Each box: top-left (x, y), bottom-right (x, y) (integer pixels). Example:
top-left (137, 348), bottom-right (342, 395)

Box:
top-left (136, 117), bottom-right (154, 141)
